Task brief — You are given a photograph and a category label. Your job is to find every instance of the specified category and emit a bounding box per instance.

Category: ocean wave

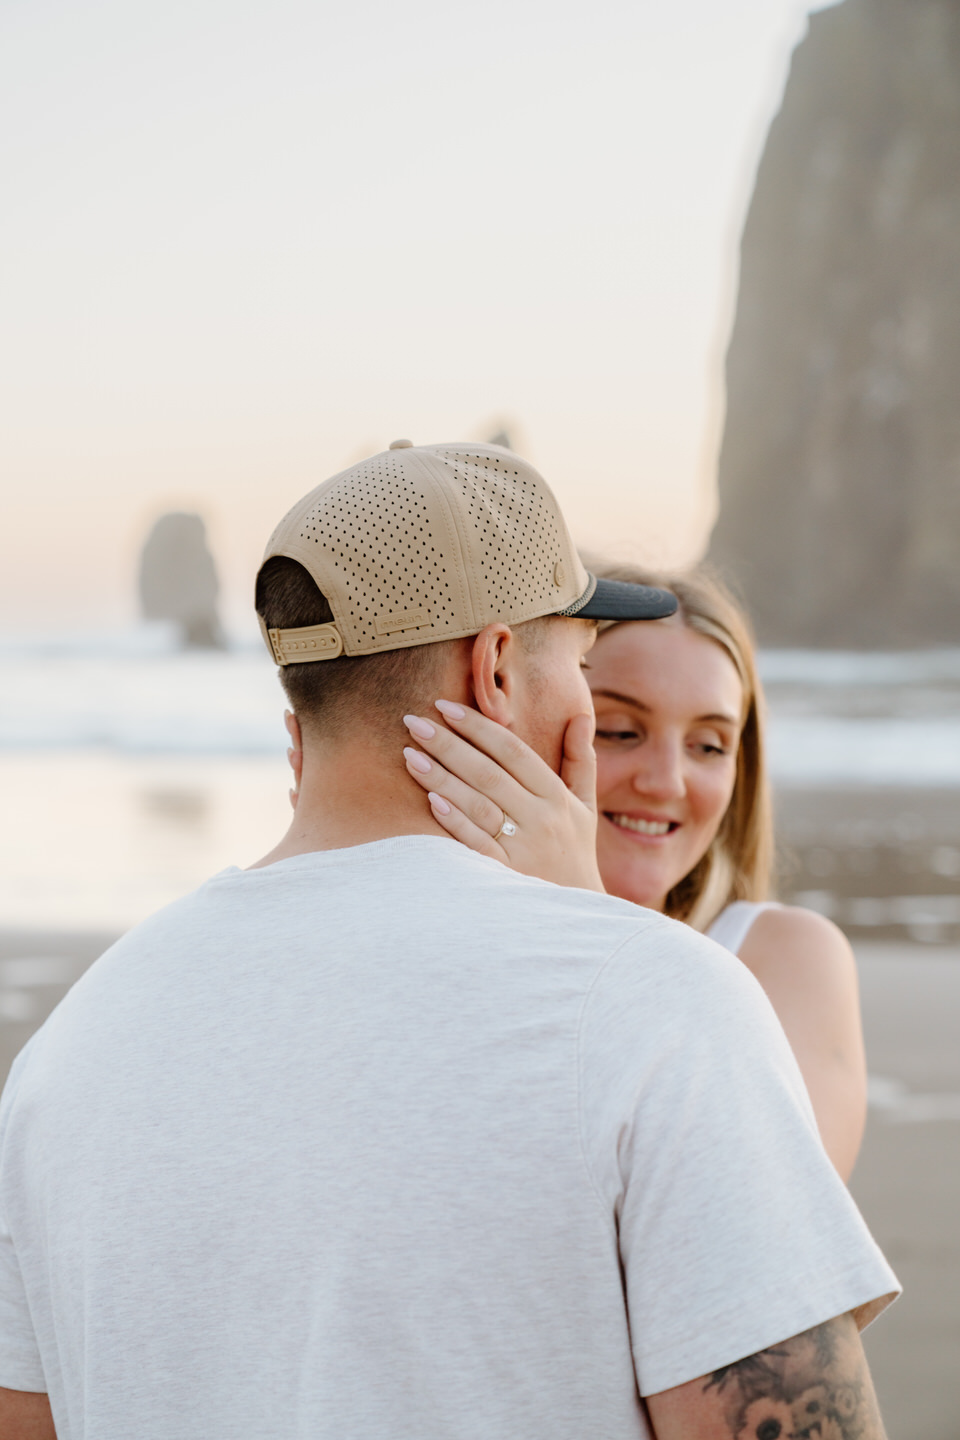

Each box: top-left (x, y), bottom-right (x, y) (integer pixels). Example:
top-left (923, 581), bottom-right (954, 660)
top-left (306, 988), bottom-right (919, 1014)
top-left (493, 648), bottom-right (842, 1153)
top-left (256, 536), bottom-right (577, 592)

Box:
top-left (2, 641), bottom-right (959, 782)
top-left (0, 622), bottom-right (266, 661)
top-left (767, 718), bottom-right (960, 787)
top-left (758, 648), bottom-right (960, 685)
top-left (1, 649), bottom-right (287, 755)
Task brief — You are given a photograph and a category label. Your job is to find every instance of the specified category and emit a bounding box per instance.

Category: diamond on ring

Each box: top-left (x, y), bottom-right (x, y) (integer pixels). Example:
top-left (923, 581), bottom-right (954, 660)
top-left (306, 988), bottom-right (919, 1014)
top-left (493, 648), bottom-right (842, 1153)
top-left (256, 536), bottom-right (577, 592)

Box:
top-left (495, 816), bottom-right (518, 840)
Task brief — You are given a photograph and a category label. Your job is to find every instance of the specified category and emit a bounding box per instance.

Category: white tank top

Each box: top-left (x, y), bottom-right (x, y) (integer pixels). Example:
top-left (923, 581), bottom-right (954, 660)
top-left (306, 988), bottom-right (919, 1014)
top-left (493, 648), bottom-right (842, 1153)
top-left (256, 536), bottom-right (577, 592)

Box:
top-left (706, 900), bottom-right (781, 957)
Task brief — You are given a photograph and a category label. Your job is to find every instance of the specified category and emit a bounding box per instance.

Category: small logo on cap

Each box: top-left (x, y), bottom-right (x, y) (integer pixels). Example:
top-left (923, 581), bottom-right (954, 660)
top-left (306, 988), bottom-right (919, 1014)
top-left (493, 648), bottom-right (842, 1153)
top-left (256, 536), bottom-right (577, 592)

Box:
top-left (553, 560), bottom-right (565, 587)
top-left (376, 609), bottom-right (431, 635)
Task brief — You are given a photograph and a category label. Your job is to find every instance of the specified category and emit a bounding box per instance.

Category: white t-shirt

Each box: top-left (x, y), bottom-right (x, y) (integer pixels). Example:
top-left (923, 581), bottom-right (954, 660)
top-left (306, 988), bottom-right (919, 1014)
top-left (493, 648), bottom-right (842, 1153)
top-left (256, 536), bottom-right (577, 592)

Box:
top-left (0, 838), bottom-right (896, 1439)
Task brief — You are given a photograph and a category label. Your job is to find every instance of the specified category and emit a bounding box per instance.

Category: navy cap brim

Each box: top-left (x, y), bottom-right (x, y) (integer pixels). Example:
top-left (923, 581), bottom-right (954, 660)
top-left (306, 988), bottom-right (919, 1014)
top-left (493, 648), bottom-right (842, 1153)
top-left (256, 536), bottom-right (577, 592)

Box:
top-left (574, 575), bottom-right (678, 621)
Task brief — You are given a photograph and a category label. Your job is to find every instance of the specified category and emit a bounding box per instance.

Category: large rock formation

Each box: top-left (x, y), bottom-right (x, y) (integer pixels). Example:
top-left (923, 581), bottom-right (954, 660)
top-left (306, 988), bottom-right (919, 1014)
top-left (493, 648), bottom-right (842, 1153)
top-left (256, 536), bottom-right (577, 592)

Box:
top-left (138, 512), bottom-right (225, 649)
top-left (711, 0), bottom-right (960, 647)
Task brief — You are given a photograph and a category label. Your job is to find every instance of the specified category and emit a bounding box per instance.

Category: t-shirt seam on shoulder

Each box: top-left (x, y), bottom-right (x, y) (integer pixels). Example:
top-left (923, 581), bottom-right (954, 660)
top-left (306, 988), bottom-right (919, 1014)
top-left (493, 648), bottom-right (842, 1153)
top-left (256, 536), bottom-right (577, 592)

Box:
top-left (574, 921), bottom-right (659, 1229)
top-left (634, 1255), bottom-right (899, 1381)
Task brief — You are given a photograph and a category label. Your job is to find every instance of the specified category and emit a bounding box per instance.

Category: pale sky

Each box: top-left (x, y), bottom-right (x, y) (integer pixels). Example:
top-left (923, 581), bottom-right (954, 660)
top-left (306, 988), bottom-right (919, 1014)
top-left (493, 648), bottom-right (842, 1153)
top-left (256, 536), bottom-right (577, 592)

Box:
top-left (0, 0), bottom-right (834, 635)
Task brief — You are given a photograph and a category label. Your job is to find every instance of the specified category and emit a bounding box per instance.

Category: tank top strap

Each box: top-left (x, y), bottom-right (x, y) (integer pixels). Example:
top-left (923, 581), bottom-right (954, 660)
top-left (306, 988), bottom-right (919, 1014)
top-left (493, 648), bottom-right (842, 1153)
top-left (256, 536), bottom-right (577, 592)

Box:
top-left (706, 900), bottom-right (781, 957)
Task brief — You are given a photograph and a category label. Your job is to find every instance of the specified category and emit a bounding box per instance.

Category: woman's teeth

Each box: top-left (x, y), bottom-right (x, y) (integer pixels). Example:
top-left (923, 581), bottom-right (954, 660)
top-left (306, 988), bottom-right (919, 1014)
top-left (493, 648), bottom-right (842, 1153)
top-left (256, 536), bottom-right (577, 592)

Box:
top-left (609, 814), bottom-right (673, 836)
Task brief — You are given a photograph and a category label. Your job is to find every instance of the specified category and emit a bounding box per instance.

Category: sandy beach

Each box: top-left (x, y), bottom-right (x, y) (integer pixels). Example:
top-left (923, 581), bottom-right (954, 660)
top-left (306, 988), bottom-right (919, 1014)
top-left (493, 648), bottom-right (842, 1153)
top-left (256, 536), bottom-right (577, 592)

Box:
top-left (0, 925), bottom-right (956, 1438)
top-left (775, 785), bottom-right (960, 945)
top-left (852, 944), bottom-right (960, 1440)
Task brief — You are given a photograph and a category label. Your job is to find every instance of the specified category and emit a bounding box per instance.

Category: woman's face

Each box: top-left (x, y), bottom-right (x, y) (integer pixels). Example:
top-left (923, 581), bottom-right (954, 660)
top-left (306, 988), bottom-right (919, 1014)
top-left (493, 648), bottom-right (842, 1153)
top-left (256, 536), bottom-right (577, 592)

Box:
top-left (587, 619), bottom-right (744, 911)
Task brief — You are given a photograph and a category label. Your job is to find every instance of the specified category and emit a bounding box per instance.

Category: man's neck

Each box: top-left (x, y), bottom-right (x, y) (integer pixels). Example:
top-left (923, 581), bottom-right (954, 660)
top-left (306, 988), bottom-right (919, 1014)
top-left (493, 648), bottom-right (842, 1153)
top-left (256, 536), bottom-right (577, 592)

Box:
top-left (250, 735), bottom-right (445, 869)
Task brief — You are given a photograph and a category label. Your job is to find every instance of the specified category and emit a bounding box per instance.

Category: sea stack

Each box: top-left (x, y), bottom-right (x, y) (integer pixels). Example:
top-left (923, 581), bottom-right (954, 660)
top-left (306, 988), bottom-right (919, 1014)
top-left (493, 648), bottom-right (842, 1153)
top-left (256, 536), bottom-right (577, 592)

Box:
top-left (711, 0), bottom-right (960, 647)
top-left (138, 512), bottom-right (225, 649)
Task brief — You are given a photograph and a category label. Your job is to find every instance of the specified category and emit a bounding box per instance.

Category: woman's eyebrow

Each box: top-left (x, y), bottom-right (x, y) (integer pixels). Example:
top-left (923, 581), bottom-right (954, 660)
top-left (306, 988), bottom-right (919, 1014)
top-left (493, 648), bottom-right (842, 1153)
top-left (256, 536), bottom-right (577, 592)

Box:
top-left (590, 689), bottom-right (649, 712)
top-left (696, 712), bottom-right (740, 726)
top-left (592, 689), bottom-right (740, 728)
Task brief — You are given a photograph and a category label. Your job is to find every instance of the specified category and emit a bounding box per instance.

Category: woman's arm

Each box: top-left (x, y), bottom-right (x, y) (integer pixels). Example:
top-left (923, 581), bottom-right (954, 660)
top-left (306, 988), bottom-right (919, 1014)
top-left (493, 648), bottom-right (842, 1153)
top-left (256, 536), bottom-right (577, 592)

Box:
top-left (737, 906), bottom-right (867, 1181)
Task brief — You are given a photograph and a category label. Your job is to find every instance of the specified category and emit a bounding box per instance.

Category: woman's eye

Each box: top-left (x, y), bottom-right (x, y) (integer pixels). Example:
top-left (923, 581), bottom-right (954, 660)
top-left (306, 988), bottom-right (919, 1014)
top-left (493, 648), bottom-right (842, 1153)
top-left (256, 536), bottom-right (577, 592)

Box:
top-left (689, 738), bottom-right (730, 758)
top-left (594, 728), bottom-right (641, 744)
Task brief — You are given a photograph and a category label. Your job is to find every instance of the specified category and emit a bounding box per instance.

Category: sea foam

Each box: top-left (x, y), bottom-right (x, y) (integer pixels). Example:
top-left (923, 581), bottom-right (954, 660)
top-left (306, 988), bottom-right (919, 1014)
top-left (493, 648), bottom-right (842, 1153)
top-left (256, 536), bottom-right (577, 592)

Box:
top-left (2, 629), bottom-right (959, 784)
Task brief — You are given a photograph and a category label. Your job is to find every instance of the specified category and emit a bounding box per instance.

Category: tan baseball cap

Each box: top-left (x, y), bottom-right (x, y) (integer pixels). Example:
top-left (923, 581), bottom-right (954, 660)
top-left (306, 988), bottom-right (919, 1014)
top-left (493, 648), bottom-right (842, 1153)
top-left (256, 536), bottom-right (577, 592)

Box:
top-left (258, 440), bottom-right (676, 665)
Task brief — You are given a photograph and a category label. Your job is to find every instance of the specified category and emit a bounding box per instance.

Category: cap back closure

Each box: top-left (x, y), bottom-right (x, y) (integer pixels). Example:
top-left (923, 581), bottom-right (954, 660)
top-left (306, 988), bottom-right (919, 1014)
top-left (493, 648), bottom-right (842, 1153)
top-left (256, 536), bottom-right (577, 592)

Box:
top-left (267, 623), bottom-right (344, 666)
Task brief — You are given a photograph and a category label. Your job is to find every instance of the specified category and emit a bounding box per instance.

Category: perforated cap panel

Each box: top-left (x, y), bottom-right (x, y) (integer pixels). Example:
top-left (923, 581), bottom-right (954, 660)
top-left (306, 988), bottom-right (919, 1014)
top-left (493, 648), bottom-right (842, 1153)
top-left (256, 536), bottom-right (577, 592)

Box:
top-left (261, 442), bottom-right (591, 657)
top-left (433, 448), bottom-right (580, 628)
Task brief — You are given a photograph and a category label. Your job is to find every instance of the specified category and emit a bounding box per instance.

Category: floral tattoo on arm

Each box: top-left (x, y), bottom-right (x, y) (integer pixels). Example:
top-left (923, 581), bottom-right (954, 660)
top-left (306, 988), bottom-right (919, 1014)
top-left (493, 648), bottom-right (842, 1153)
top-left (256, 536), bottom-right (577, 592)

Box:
top-left (703, 1317), bottom-right (885, 1440)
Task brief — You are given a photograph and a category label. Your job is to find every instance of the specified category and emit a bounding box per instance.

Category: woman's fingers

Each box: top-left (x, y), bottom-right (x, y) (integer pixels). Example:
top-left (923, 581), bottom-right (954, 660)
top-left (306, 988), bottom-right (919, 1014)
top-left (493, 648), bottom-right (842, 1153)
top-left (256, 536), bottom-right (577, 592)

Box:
top-left (284, 710), bottom-right (303, 809)
top-left (425, 793), bottom-right (507, 863)
top-left (402, 713), bottom-right (533, 818)
top-left (403, 746), bottom-right (512, 838)
top-left (432, 701), bottom-right (560, 800)
top-left (402, 710), bottom-right (605, 893)
top-left (560, 712), bottom-right (599, 814)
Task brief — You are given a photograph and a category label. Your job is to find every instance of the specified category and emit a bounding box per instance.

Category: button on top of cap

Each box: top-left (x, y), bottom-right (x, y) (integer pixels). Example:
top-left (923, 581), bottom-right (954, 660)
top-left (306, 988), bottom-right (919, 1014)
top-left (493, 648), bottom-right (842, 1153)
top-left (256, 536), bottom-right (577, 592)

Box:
top-left (389, 438), bottom-right (414, 449)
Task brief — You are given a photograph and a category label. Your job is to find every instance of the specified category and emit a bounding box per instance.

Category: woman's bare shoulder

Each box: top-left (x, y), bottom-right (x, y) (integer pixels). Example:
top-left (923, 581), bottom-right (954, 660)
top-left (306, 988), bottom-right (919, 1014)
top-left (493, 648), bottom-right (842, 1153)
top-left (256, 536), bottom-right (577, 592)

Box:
top-left (739, 904), bottom-right (866, 1179)
top-left (738, 904), bottom-right (857, 992)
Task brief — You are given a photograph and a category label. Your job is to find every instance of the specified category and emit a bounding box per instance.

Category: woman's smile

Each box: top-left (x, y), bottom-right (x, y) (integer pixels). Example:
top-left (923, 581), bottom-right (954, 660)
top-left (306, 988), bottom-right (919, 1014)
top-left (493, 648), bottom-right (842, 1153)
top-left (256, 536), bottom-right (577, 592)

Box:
top-left (603, 812), bottom-right (680, 840)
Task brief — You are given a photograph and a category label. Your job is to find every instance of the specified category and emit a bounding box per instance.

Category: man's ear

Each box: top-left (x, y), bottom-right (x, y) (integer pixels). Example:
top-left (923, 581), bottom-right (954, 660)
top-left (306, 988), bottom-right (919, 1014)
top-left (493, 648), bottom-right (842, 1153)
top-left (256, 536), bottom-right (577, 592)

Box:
top-left (470, 623), bottom-right (520, 725)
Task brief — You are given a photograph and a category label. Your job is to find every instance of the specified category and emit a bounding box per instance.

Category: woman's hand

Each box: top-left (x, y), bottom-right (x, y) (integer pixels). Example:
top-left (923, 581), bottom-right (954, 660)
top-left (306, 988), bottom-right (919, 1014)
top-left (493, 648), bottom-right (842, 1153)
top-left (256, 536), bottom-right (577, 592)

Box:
top-left (284, 710), bottom-right (303, 810)
top-left (401, 700), bottom-right (605, 893)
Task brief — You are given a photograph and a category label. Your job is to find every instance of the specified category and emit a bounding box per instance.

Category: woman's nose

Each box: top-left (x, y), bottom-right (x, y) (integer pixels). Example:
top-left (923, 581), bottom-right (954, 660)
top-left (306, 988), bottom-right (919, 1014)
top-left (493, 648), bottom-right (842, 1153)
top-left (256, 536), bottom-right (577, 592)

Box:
top-left (629, 741), bottom-right (685, 801)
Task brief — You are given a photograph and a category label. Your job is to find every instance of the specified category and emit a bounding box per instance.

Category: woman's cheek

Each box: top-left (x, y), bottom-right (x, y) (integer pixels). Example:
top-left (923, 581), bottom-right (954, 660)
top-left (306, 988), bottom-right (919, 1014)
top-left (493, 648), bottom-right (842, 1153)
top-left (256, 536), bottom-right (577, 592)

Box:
top-left (593, 749), bottom-right (628, 807)
top-left (691, 761), bottom-right (737, 832)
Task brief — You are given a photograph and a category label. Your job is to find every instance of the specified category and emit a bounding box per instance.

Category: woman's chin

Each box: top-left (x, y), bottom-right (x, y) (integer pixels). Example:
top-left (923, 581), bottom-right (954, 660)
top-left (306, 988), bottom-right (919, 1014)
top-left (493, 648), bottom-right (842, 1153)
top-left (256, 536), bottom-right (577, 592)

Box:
top-left (598, 856), bottom-right (671, 911)
top-left (598, 824), bottom-right (680, 910)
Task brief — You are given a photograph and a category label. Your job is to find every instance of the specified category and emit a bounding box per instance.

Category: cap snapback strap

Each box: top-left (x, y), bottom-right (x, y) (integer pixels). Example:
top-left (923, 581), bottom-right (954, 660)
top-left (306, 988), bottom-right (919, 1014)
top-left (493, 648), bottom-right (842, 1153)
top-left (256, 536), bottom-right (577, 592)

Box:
top-left (267, 623), bottom-right (344, 666)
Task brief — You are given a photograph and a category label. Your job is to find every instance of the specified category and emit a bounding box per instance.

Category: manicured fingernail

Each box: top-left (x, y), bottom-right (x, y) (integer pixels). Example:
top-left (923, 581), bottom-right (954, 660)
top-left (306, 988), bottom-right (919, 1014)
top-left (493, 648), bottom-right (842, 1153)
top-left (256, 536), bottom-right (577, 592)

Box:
top-left (403, 746), bottom-right (432, 774)
top-left (403, 714), bottom-right (436, 740)
top-left (435, 699), bottom-right (466, 720)
top-left (428, 792), bottom-right (451, 815)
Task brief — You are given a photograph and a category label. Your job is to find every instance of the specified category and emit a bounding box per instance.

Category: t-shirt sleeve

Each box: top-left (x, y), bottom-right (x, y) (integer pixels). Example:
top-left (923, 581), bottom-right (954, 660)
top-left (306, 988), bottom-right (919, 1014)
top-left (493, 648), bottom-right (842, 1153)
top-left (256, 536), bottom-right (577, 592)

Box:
top-left (578, 921), bottom-right (899, 1398)
top-left (0, 1054), bottom-right (46, 1392)
top-left (0, 1209), bottom-right (45, 1391)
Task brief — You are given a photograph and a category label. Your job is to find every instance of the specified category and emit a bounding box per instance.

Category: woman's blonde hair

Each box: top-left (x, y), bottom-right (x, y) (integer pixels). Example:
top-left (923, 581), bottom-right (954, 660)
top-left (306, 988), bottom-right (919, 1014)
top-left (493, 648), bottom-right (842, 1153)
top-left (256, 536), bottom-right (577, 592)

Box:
top-left (589, 560), bottom-right (773, 932)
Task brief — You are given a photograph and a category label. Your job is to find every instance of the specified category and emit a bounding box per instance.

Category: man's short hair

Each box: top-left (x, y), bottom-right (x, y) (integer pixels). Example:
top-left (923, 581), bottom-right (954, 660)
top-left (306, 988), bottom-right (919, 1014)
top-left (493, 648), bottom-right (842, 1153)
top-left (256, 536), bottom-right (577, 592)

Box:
top-left (255, 556), bottom-right (456, 738)
top-left (256, 555), bottom-right (564, 740)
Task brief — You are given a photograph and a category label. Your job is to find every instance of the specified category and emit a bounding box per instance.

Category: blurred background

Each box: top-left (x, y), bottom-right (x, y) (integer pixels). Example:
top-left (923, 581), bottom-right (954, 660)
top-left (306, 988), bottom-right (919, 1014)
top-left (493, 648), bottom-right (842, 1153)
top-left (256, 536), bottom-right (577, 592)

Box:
top-left (1, 1), bottom-right (958, 1434)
